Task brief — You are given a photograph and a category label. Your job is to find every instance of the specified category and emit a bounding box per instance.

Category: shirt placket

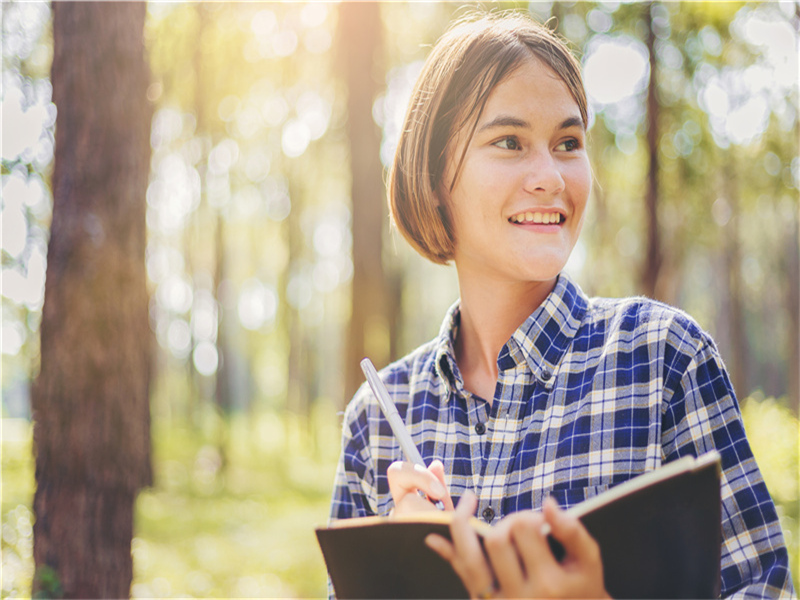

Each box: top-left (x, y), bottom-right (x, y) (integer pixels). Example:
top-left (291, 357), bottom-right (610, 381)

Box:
top-left (474, 364), bottom-right (528, 524)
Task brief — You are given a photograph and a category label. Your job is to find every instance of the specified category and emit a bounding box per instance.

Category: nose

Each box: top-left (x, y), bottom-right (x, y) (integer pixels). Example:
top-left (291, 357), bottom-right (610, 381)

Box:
top-left (522, 150), bottom-right (566, 196)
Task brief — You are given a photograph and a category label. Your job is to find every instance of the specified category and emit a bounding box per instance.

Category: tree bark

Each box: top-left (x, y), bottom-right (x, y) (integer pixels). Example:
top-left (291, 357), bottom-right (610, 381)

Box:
top-left (33, 3), bottom-right (152, 598)
top-left (337, 2), bottom-right (390, 405)
top-left (642, 2), bottom-right (663, 300)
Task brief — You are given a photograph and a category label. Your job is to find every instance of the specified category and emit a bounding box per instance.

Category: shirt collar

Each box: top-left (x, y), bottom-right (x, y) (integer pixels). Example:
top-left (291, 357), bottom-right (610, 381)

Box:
top-left (434, 273), bottom-right (588, 399)
top-left (433, 300), bottom-right (463, 395)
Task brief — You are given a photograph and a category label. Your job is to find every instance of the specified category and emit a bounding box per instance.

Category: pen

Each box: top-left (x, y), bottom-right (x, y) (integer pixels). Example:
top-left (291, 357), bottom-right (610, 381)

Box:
top-left (360, 357), bottom-right (446, 511)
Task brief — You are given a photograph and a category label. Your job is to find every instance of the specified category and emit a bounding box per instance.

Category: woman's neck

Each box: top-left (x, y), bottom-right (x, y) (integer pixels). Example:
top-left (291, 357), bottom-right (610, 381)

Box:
top-left (454, 274), bottom-right (557, 404)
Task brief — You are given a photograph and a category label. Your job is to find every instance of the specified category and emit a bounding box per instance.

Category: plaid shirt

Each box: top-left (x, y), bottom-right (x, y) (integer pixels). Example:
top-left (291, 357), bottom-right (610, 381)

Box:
top-left (330, 273), bottom-right (794, 598)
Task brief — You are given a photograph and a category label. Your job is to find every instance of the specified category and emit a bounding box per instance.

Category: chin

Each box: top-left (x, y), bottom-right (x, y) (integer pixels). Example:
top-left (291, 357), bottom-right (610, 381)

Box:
top-left (515, 256), bottom-right (568, 281)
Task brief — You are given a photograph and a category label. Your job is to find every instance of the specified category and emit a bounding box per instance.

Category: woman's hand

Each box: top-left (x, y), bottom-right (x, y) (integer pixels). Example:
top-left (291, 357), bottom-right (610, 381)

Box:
top-left (425, 492), bottom-right (610, 599)
top-left (387, 459), bottom-right (455, 514)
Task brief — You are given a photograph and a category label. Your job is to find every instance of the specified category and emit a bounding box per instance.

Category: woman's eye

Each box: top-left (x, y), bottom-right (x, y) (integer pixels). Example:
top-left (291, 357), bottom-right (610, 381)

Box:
top-left (494, 136), bottom-right (520, 151)
top-left (556, 139), bottom-right (580, 151)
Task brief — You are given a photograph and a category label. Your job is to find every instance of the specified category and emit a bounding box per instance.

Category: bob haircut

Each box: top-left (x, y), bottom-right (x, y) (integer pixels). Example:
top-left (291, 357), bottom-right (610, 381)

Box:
top-left (388, 11), bottom-right (588, 265)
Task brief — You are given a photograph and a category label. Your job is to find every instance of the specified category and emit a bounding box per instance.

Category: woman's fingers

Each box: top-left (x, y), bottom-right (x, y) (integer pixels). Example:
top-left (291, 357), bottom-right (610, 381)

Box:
top-left (484, 515), bottom-right (526, 592)
top-left (540, 497), bottom-right (609, 598)
top-left (427, 496), bottom-right (609, 599)
top-left (424, 533), bottom-right (455, 562)
top-left (387, 460), bottom-right (452, 514)
top-left (542, 497), bottom-right (602, 568)
top-left (506, 510), bottom-right (559, 579)
top-left (428, 460), bottom-right (456, 510)
top-left (445, 492), bottom-right (497, 598)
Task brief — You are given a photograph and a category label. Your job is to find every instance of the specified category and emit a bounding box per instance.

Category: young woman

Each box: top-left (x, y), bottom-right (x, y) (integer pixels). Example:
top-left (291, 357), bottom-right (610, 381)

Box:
top-left (329, 11), bottom-right (793, 598)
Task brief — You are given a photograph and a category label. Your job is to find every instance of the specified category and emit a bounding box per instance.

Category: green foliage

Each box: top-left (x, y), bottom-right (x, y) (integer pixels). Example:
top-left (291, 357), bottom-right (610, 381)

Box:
top-left (32, 565), bottom-right (62, 599)
top-left (131, 407), bottom-right (339, 598)
top-left (741, 393), bottom-right (800, 582)
top-left (1, 407), bottom-right (341, 598)
top-left (1, 420), bottom-right (35, 599)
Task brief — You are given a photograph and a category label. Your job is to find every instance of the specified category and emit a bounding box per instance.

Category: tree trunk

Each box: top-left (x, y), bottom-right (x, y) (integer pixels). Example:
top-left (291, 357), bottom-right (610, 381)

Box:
top-left (33, 3), bottom-right (152, 598)
top-left (642, 2), bottom-right (663, 300)
top-left (721, 157), bottom-right (748, 398)
top-left (337, 2), bottom-right (389, 405)
top-left (286, 172), bottom-right (310, 419)
top-left (213, 209), bottom-right (231, 472)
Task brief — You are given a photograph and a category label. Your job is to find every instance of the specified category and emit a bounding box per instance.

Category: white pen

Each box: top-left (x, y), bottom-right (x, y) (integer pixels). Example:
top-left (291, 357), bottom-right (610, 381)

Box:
top-left (360, 357), bottom-right (446, 511)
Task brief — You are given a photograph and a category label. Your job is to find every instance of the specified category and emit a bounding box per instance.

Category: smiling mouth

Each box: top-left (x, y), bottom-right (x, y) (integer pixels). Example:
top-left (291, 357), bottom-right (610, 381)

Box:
top-left (509, 211), bottom-right (564, 225)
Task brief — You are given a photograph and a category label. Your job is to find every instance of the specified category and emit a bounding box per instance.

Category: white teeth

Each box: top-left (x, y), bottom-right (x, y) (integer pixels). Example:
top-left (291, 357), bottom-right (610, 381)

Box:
top-left (510, 212), bottom-right (562, 224)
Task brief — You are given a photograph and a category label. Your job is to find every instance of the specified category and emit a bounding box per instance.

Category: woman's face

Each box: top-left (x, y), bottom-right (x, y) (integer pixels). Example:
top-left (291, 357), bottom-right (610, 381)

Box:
top-left (440, 56), bottom-right (591, 288)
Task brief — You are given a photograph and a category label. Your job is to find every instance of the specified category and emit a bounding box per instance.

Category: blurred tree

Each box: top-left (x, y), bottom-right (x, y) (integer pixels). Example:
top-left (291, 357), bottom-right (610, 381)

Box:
top-left (719, 153), bottom-right (748, 395)
top-left (337, 2), bottom-right (391, 404)
top-left (32, 3), bottom-right (152, 598)
top-left (642, 1), bottom-right (665, 301)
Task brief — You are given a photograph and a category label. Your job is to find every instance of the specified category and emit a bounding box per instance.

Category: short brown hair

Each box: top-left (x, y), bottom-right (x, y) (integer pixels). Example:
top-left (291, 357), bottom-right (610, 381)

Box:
top-left (388, 11), bottom-right (587, 264)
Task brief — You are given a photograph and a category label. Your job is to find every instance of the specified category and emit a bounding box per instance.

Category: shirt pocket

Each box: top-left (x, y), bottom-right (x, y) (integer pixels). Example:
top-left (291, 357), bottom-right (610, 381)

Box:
top-left (545, 483), bottom-right (611, 510)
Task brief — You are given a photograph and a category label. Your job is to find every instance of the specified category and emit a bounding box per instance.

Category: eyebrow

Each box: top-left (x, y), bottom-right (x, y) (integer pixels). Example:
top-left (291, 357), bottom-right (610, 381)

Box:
top-left (477, 114), bottom-right (585, 133)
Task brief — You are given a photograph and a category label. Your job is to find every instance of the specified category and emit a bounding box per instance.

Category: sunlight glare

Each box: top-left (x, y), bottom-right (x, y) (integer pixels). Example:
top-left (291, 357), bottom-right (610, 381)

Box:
top-left (297, 91), bottom-right (331, 141)
top-left (193, 341), bottom-right (218, 377)
top-left (0, 247), bottom-right (46, 310)
top-left (313, 221), bottom-right (343, 256)
top-left (238, 278), bottom-right (278, 331)
top-left (281, 119), bottom-right (310, 158)
top-left (0, 199), bottom-right (27, 259)
top-left (1, 319), bottom-right (25, 355)
top-left (191, 290), bottom-right (218, 342)
top-left (741, 11), bottom-right (797, 90)
top-left (1, 87), bottom-right (47, 161)
top-left (166, 319), bottom-right (192, 359)
top-left (1, 174), bottom-right (31, 259)
top-left (300, 3), bottom-right (328, 28)
top-left (727, 96), bottom-right (769, 146)
top-left (272, 29), bottom-right (298, 57)
top-left (583, 36), bottom-right (648, 106)
top-left (157, 275), bottom-right (193, 315)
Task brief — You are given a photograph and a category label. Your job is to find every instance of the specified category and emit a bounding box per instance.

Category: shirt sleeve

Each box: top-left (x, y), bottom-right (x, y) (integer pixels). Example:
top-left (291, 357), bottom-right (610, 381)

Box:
top-left (329, 387), bottom-right (379, 523)
top-left (661, 332), bottom-right (795, 598)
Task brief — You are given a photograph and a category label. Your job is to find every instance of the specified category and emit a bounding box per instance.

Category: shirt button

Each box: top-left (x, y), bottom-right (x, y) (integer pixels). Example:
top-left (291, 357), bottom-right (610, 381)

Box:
top-left (481, 507), bottom-right (495, 523)
top-left (541, 369), bottom-right (552, 381)
top-left (474, 422), bottom-right (486, 435)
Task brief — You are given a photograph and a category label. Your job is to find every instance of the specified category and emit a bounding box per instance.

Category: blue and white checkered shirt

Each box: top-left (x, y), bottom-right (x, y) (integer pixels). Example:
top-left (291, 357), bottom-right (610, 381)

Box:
top-left (329, 273), bottom-right (794, 597)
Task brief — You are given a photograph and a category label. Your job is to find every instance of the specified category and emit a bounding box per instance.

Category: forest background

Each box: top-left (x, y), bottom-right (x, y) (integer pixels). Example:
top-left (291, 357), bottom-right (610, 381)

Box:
top-left (1, 1), bottom-right (798, 597)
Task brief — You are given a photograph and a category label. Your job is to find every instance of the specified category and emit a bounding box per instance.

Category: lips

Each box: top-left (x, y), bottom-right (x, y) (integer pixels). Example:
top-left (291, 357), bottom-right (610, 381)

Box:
top-left (508, 211), bottom-right (564, 224)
